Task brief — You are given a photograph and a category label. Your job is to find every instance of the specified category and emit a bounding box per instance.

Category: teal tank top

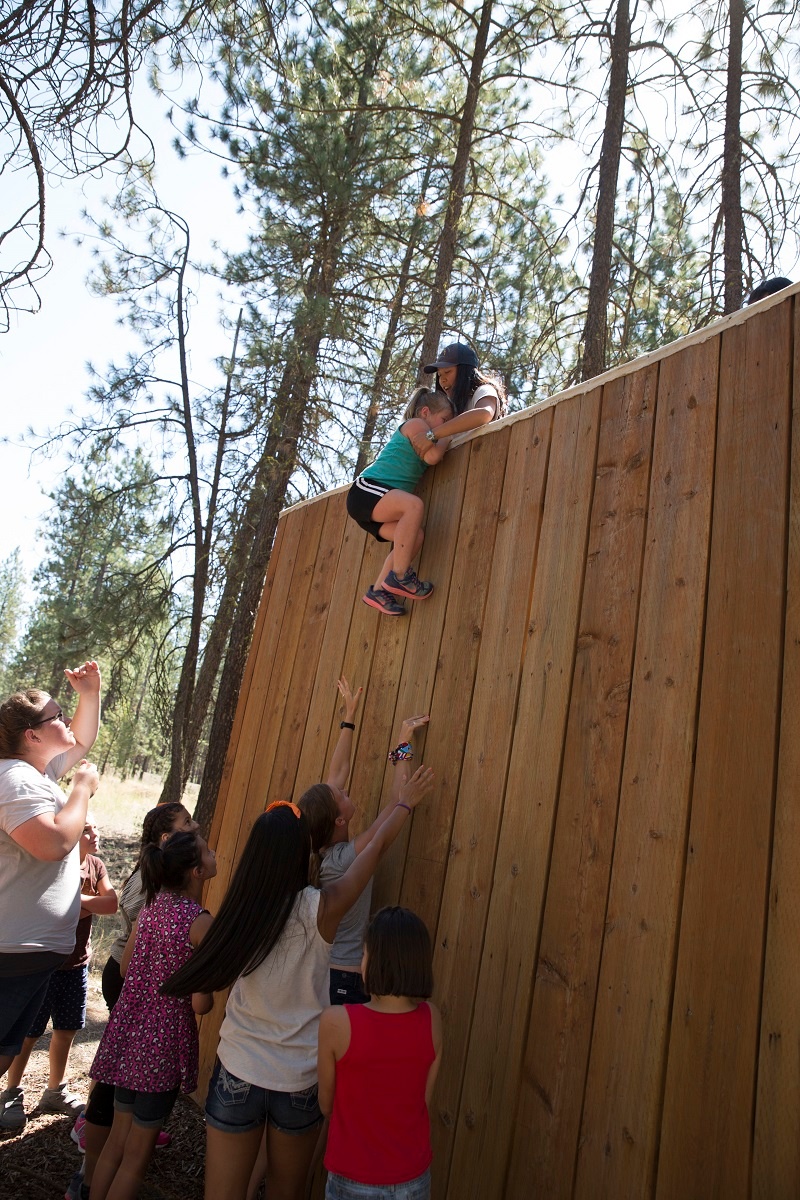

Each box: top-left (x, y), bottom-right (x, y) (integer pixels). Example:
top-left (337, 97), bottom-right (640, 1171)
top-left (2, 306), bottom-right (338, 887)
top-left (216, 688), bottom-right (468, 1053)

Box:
top-left (363, 426), bottom-right (427, 492)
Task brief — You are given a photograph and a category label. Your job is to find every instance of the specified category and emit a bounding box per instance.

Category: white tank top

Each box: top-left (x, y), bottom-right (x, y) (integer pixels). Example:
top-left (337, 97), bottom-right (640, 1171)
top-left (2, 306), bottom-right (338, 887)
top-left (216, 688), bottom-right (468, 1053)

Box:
top-left (218, 886), bottom-right (332, 1091)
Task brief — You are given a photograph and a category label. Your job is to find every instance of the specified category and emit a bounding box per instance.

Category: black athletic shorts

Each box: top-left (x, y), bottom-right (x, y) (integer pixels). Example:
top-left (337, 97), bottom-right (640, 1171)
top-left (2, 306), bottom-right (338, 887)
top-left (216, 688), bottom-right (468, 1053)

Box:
top-left (346, 476), bottom-right (392, 542)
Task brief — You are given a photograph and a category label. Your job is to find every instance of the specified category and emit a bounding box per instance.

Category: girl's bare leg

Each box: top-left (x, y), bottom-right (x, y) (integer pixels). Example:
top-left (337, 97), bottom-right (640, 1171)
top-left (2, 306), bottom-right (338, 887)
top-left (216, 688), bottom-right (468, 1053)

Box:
top-left (90, 1110), bottom-right (131, 1200)
top-left (370, 491), bottom-right (425, 586)
top-left (205, 1124), bottom-right (265, 1200)
top-left (104, 1123), bottom-right (161, 1200)
top-left (246, 1125), bottom-right (268, 1200)
top-left (265, 1123), bottom-right (320, 1200)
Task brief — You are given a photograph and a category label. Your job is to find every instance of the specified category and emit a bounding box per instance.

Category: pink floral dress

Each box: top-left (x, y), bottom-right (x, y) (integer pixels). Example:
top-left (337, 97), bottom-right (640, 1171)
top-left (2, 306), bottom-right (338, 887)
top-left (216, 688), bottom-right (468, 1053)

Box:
top-left (90, 891), bottom-right (204, 1094)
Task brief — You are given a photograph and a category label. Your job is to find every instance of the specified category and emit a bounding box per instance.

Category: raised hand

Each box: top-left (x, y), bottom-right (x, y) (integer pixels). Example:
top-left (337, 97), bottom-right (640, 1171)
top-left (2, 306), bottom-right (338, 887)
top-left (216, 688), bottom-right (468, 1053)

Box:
top-left (337, 676), bottom-right (363, 723)
top-left (64, 660), bottom-right (101, 694)
top-left (398, 764), bottom-right (435, 810)
top-left (399, 713), bottom-right (430, 743)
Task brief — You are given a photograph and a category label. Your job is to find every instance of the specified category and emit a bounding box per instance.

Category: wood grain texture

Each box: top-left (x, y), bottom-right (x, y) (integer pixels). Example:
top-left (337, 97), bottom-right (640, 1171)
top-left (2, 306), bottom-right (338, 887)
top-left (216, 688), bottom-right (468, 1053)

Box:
top-left (752, 296), bottom-right (799, 1200)
top-left (656, 304), bottom-right (791, 1200)
top-left (573, 338), bottom-right (719, 1200)
top-left (427, 409), bottom-right (551, 1193)
top-left (445, 390), bottom-right (600, 1199)
top-left (399, 430), bottom-right (510, 935)
top-left (506, 367), bottom-right (655, 1200)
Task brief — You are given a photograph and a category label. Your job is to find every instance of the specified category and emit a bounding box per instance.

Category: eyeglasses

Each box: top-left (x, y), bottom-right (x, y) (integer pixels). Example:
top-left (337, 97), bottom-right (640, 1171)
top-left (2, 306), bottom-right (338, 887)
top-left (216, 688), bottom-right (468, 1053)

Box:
top-left (29, 709), bottom-right (68, 729)
top-left (265, 800), bottom-right (302, 819)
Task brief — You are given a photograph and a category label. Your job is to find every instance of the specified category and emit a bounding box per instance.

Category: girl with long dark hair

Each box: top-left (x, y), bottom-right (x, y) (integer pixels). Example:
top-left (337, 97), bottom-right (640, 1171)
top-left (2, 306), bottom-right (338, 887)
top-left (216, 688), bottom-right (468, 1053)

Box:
top-left (409, 342), bottom-right (507, 458)
top-left (163, 766), bottom-right (435, 1200)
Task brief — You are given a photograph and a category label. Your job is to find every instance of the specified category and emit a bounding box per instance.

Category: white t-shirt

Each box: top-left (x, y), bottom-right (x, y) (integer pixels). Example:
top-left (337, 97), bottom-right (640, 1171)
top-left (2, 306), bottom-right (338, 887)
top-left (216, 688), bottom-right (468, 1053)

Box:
top-left (218, 886), bottom-right (332, 1091)
top-left (0, 753), bottom-right (80, 956)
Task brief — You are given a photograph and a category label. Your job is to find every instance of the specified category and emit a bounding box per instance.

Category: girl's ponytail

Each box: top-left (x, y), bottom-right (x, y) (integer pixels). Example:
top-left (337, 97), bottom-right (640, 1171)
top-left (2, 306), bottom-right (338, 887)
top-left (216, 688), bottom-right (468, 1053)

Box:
top-left (297, 784), bottom-right (339, 887)
top-left (139, 831), bottom-right (202, 905)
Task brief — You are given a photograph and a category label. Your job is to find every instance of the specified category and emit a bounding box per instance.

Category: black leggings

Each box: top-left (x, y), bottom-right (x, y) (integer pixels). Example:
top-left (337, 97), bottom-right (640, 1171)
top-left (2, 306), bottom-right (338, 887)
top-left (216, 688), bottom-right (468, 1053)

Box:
top-left (84, 956), bottom-right (125, 1127)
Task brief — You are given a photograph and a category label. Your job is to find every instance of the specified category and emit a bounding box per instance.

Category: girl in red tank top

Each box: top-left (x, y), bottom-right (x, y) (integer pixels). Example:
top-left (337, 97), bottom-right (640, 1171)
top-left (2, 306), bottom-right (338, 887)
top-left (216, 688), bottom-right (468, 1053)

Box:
top-left (318, 907), bottom-right (443, 1200)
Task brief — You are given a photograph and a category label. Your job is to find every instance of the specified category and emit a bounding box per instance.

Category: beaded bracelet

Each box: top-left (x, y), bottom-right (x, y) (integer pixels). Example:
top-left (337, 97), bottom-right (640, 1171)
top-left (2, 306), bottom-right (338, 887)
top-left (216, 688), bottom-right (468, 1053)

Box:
top-left (340, 721), bottom-right (355, 730)
top-left (388, 741), bottom-right (414, 763)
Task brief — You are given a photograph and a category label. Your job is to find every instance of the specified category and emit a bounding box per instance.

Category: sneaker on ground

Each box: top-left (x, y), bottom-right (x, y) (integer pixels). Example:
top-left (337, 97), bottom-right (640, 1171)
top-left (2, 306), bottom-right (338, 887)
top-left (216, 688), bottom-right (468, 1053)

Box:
top-left (39, 1082), bottom-right (85, 1116)
top-left (0, 1086), bottom-right (26, 1131)
top-left (71, 1111), bottom-right (86, 1148)
top-left (383, 568), bottom-right (434, 600)
top-left (362, 586), bottom-right (406, 616)
top-left (64, 1169), bottom-right (88, 1200)
top-left (155, 1129), bottom-right (172, 1148)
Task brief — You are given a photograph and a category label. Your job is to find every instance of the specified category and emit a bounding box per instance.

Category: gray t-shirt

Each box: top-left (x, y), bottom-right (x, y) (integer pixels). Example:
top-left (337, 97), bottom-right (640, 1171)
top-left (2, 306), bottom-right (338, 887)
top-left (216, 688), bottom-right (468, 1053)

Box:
top-left (320, 839), bottom-right (373, 969)
top-left (0, 753), bottom-right (80, 956)
top-left (109, 870), bottom-right (146, 963)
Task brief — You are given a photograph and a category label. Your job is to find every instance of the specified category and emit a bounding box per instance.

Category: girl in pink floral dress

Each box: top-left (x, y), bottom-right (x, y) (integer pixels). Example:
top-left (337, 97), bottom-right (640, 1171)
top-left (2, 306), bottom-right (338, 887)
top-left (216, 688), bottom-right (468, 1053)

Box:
top-left (88, 830), bottom-right (216, 1200)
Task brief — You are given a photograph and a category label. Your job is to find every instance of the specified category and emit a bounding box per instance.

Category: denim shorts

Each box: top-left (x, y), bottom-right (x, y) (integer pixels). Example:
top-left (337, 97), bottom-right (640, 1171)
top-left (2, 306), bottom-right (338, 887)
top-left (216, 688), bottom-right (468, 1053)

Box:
top-left (114, 1085), bottom-right (180, 1128)
top-left (205, 1059), bottom-right (323, 1135)
top-left (0, 963), bottom-right (57, 1056)
top-left (28, 964), bottom-right (88, 1036)
top-left (325, 1169), bottom-right (431, 1200)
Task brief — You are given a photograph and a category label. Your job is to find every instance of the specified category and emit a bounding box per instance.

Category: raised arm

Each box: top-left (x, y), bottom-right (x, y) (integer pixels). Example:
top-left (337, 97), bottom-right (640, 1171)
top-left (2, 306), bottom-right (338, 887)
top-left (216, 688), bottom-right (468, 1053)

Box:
top-left (325, 677), bottom-right (363, 791)
top-left (352, 714), bottom-right (430, 855)
top-left (317, 765), bottom-right (435, 944)
top-left (60, 660), bottom-right (102, 774)
top-left (10, 760), bottom-right (100, 862)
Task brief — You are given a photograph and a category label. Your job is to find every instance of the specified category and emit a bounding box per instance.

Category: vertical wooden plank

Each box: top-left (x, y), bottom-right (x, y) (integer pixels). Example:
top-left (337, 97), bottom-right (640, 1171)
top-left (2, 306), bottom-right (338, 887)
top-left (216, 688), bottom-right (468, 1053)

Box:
top-left (425, 410), bottom-right (552, 1193)
top-left (574, 339), bottom-right (719, 1199)
top-left (293, 506), bottom-right (367, 792)
top-left (444, 390), bottom-right (600, 1199)
top-left (203, 507), bottom-right (307, 902)
top-left (656, 305), bottom-right (791, 1200)
top-left (505, 367), bottom-right (656, 1199)
top-left (752, 298), bottom-right (799, 1200)
top-left (236, 496), bottom-right (329, 824)
top-left (369, 448), bottom-right (472, 909)
top-left (208, 514), bottom-right (287, 848)
top-left (267, 493), bottom-right (349, 801)
top-left (398, 429), bottom-right (510, 934)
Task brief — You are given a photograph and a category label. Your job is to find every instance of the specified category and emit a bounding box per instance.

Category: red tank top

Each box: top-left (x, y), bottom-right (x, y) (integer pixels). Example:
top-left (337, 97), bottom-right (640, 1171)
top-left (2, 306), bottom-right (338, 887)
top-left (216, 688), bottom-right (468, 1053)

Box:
top-left (324, 1001), bottom-right (435, 1185)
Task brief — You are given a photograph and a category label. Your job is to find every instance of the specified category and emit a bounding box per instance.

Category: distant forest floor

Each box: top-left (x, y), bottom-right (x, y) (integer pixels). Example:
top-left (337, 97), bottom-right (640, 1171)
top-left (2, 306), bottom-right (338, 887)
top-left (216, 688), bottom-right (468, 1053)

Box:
top-left (0, 827), bottom-right (206, 1200)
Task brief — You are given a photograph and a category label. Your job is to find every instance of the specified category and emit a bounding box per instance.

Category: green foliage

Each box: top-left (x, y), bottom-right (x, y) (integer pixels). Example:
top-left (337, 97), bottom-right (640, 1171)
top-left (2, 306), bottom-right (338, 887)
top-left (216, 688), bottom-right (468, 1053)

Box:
top-left (10, 451), bottom-right (173, 771)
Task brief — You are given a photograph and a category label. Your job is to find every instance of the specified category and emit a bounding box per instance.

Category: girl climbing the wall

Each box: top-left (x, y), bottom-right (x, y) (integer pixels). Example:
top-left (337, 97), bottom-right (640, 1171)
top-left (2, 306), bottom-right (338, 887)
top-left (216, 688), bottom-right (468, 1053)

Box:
top-left (346, 386), bottom-right (454, 617)
top-left (88, 830), bottom-right (216, 1200)
top-left (162, 767), bottom-right (435, 1200)
top-left (317, 906), bottom-right (442, 1200)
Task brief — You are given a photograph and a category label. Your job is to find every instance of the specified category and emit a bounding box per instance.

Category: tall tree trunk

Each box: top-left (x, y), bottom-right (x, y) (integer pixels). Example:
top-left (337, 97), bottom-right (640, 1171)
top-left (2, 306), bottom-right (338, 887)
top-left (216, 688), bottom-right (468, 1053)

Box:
top-left (418, 0), bottom-right (494, 375)
top-left (193, 43), bottom-right (384, 834)
top-left (355, 158), bottom-right (434, 477)
top-left (580, 0), bottom-right (631, 382)
top-left (722, 0), bottom-right (744, 312)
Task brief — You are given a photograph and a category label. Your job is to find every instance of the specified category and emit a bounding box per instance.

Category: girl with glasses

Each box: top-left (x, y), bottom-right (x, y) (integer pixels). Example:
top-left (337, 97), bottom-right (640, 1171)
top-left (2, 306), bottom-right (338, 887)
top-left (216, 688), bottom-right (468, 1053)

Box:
top-left (0, 661), bottom-right (101, 1115)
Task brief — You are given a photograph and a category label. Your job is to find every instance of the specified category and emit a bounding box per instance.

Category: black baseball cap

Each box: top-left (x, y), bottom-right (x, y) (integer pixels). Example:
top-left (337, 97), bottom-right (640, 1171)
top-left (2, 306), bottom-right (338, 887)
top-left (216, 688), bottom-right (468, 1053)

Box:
top-left (423, 342), bottom-right (479, 373)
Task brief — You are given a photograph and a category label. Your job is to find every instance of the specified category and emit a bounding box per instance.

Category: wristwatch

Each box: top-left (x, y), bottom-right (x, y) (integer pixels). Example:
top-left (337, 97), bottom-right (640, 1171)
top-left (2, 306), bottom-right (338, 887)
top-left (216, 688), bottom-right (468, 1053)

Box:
top-left (425, 429), bottom-right (438, 443)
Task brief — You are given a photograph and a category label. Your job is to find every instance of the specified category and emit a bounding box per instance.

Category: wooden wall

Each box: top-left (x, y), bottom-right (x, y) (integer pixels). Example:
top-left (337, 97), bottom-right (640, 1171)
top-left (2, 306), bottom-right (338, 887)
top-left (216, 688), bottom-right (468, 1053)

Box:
top-left (198, 287), bottom-right (800, 1199)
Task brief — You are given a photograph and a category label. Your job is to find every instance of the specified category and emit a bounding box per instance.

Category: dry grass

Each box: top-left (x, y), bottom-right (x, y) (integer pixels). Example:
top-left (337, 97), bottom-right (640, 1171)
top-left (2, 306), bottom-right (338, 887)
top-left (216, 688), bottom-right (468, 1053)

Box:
top-left (0, 775), bottom-right (205, 1200)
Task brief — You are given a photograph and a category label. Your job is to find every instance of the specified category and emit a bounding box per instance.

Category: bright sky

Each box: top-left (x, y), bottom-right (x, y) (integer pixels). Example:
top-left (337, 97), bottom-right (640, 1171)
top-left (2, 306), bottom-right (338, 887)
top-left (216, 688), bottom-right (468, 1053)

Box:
top-left (0, 90), bottom-right (241, 582)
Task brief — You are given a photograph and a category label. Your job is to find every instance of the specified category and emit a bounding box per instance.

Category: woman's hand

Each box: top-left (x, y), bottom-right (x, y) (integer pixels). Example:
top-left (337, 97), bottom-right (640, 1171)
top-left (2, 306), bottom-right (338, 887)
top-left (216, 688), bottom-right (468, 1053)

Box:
top-left (65, 660), bottom-right (101, 694)
top-left (399, 714), bottom-right (430, 743)
top-left (398, 764), bottom-right (435, 810)
top-left (337, 676), bottom-right (363, 723)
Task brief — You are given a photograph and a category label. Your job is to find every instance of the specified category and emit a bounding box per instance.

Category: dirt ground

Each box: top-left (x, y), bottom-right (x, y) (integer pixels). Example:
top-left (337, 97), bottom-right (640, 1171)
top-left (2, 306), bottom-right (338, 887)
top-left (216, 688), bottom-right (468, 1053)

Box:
top-left (0, 834), bottom-right (206, 1200)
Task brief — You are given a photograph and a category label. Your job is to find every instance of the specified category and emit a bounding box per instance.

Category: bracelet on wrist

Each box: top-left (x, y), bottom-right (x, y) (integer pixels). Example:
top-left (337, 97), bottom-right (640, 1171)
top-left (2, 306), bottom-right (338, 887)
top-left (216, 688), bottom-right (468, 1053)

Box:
top-left (388, 741), bottom-right (414, 764)
top-left (340, 721), bottom-right (356, 730)
top-left (395, 802), bottom-right (412, 813)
